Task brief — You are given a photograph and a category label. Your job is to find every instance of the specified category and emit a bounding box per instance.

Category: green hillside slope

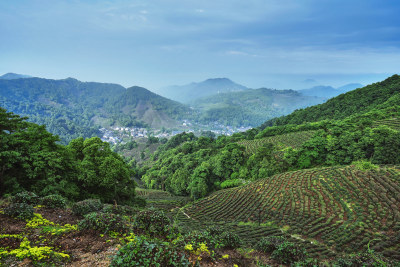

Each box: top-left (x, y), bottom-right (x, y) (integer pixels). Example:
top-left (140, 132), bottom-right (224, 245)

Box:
top-left (261, 74), bottom-right (400, 128)
top-left (177, 165), bottom-right (400, 260)
top-left (191, 88), bottom-right (325, 127)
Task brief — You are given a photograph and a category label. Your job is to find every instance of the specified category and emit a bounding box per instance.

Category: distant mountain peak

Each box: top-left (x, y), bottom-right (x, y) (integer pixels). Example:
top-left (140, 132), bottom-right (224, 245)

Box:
top-left (0, 73), bottom-right (32, 80)
top-left (157, 78), bottom-right (248, 103)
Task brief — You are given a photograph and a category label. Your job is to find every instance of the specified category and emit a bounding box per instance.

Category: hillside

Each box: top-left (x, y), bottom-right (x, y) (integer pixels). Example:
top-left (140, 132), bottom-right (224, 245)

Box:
top-left (0, 77), bottom-right (192, 143)
top-left (262, 75), bottom-right (400, 128)
top-left (191, 88), bottom-right (325, 127)
top-left (157, 78), bottom-right (248, 103)
top-left (177, 165), bottom-right (400, 260)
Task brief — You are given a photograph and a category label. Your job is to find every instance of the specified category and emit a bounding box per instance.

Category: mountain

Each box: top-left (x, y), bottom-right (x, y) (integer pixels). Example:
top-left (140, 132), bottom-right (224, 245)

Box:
top-left (190, 88), bottom-right (325, 127)
top-left (298, 83), bottom-right (363, 98)
top-left (0, 77), bottom-right (192, 143)
top-left (0, 72), bottom-right (32, 79)
top-left (262, 75), bottom-right (400, 128)
top-left (157, 78), bottom-right (248, 103)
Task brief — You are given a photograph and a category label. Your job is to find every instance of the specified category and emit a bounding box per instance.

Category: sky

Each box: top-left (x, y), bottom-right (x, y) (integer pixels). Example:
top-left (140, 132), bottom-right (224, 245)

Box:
top-left (1, 0), bottom-right (400, 91)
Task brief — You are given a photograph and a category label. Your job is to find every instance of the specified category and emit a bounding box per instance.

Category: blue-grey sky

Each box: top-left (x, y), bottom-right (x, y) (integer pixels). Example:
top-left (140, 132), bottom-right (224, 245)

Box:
top-left (1, 0), bottom-right (400, 91)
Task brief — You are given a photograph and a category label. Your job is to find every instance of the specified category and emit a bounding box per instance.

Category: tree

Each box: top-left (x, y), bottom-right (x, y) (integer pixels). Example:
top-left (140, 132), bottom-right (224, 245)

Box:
top-left (67, 137), bottom-right (136, 204)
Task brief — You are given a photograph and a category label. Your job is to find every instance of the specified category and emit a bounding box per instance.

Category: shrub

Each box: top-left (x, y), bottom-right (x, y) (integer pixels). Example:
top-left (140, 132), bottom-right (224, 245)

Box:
top-left (292, 258), bottom-right (322, 266)
top-left (271, 241), bottom-right (307, 264)
top-left (11, 191), bottom-right (39, 205)
top-left (40, 194), bottom-right (67, 209)
top-left (78, 212), bottom-right (130, 233)
top-left (110, 236), bottom-right (190, 267)
top-left (219, 231), bottom-right (242, 249)
top-left (180, 230), bottom-right (220, 250)
top-left (333, 251), bottom-right (389, 266)
top-left (132, 197), bottom-right (147, 208)
top-left (102, 204), bottom-right (139, 216)
top-left (72, 199), bottom-right (103, 216)
top-left (4, 203), bottom-right (34, 220)
top-left (256, 236), bottom-right (287, 253)
top-left (134, 209), bottom-right (171, 237)
top-left (205, 225), bottom-right (224, 236)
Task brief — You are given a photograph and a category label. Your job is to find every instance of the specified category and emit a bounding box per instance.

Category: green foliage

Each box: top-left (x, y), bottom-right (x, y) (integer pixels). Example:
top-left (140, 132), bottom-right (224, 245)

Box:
top-left (101, 204), bottom-right (139, 216)
top-left (40, 194), bottom-right (67, 209)
top-left (220, 179), bottom-right (247, 189)
top-left (72, 199), bottom-right (103, 216)
top-left (262, 74), bottom-right (400, 128)
top-left (352, 160), bottom-right (378, 171)
top-left (11, 191), bottom-right (39, 205)
top-left (333, 251), bottom-right (389, 267)
top-left (219, 231), bottom-right (242, 249)
top-left (4, 203), bottom-right (34, 220)
top-left (67, 136), bottom-right (136, 204)
top-left (110, 236), bottom-right (190, 267)
top-left (134, 209), bottom-right (172, 237)
top-left (78, 212), bottom-right (130, 233)
top-left (270, 241), bottom-right (307, 264)
top-left (256, 236), bottom-right (287, 253)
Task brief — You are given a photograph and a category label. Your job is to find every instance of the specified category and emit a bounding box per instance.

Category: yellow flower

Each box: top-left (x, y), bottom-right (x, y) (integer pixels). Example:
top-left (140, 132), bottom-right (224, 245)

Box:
top-left (185, 244), bottom-right (193, 251)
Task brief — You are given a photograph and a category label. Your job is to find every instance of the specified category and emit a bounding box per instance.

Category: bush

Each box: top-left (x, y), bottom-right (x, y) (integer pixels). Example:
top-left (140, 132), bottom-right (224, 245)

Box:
top-left (11, 191), bottom-right (39, 205)
top-left (333, 252), bottom-right (389, 266)
top-left (205, 225), bottom-right (224, 236)
top-left (180, 230), bottom-right (220, 250)
top-left (102, 204), bottom-right (139, 216)
top-left (131, 197), bottom-right (146, 208)
top-left (78, 212), bottom-right (130, 233)
top-left (134, 209), bottom-right (171, 237)
top-left (219, 231), bottom-right (242, 249)
top-left (72, 199), bottom-right (103, 216)
top-left (271, 241), bottom-right (307, 264)
top-left (292, 258), bottom-right (322, 266)
top-left (110, 236), bottom-right (190, 267)
top-left (256, 236), bottom-right (287, 253)
top-left (4, 203), bottom-right (34, 220)
top-left (40, 194), bottom-right (67, 209)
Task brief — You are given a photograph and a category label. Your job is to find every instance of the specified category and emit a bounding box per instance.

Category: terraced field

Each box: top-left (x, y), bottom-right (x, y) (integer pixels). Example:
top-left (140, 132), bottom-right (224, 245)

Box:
top-left (373, 118), bottom-right (400, 131)
top-left (238, 130), bottom-right (316, 154)
top-left (176, 165), bottom-right (400, 260)
top-left (136, 188), bottom-right (190, 211)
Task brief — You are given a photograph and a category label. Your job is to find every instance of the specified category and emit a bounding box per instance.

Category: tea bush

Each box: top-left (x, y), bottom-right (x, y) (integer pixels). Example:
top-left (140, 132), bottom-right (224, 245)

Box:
top-left (134, 209), bottom-right (171, 237)
top-left (219, 231), bottom-right (242, 249)
top-left (110, 237), bottom-right (190, 267)
top-left (102, 204), bottom-right (139, 216)
top-left (11, 191), bottom-right (39, 205)
top-left (256, 236), bottom-right (287, 253)
top-left (333, 251), bottom-right (390, 266)
top-left (4, 203), bottom-right (34, 220)
top-left (78, 212), bottom-right (130, 233)
top-left (71, 199), bottom-right (103, 216)
top-left (271, 241), bottom-right (307, 264)
top-left (40, 194), bottom-right (67, 209)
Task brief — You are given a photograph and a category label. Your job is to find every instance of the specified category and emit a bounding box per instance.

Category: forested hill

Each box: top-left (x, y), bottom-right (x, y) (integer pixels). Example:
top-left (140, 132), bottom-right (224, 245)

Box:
top-left (0, 77), bottom-right (192, 143)
top-left (190, 88), bottom-right (325, 127)
top-left (261, 74), bottom-right (400, 128)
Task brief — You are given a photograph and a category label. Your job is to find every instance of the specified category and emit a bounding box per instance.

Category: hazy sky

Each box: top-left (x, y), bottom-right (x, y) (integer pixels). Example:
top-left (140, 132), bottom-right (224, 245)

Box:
top-left (1, 0), bottom-right (400, 91)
